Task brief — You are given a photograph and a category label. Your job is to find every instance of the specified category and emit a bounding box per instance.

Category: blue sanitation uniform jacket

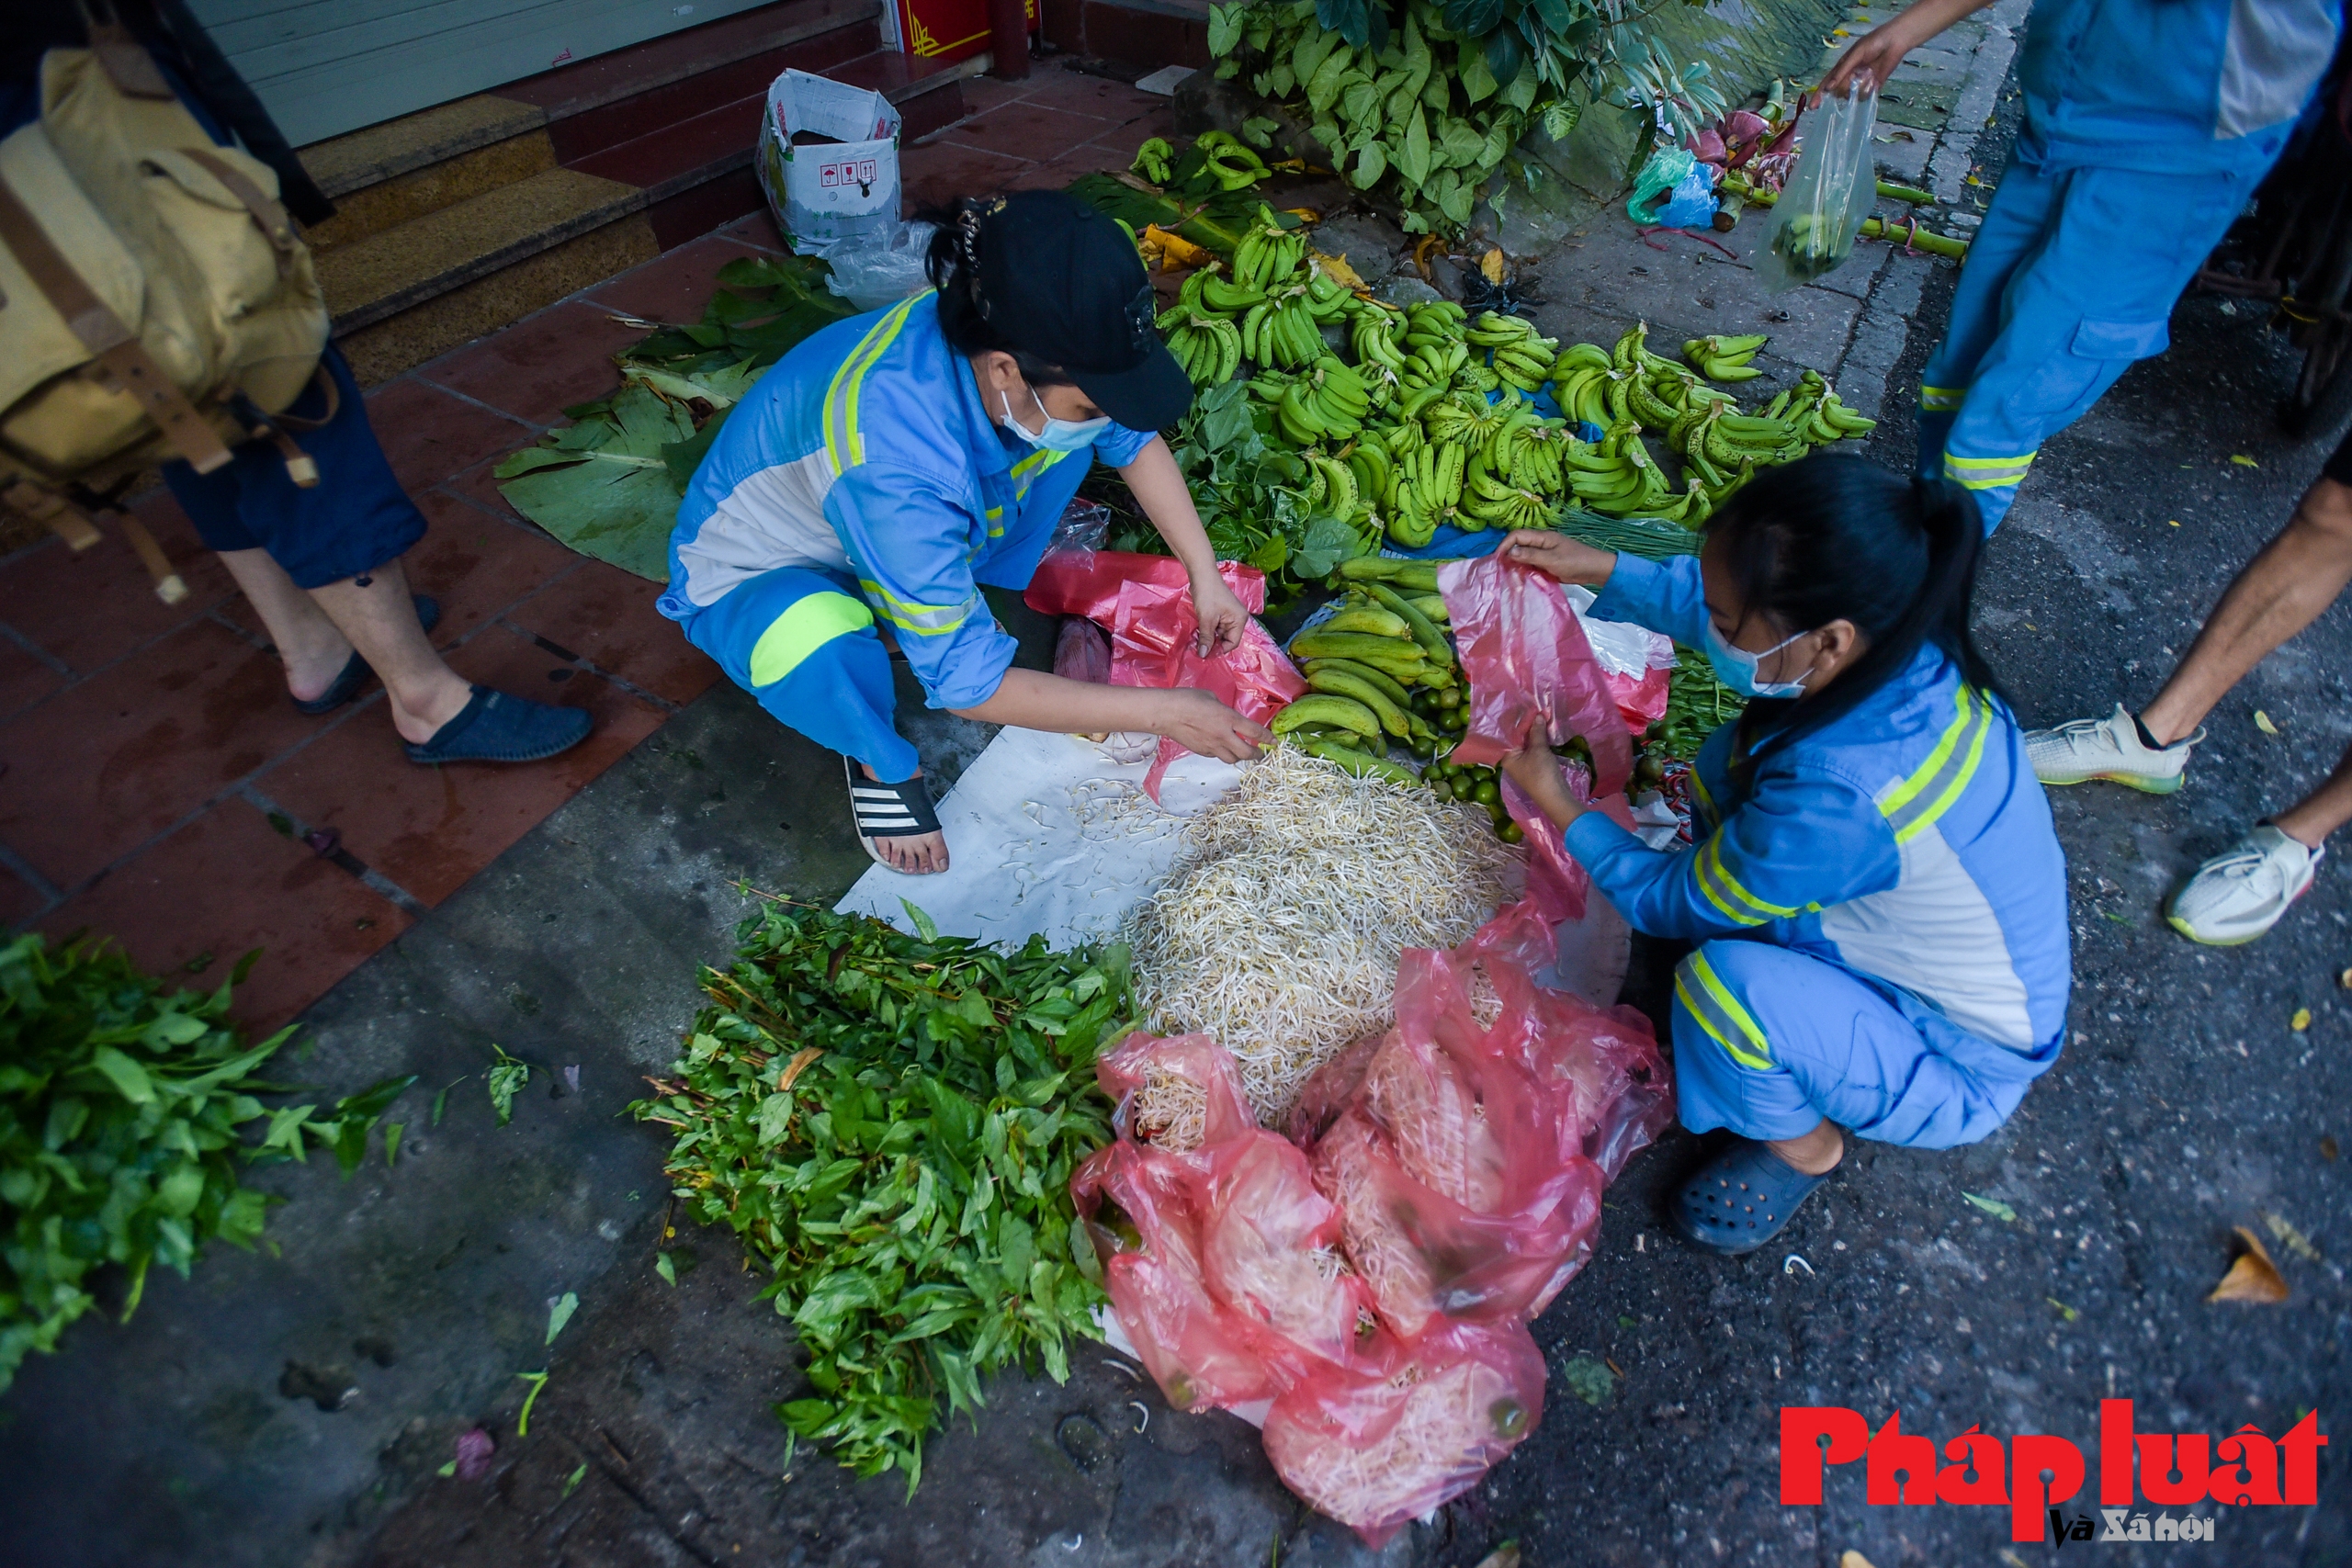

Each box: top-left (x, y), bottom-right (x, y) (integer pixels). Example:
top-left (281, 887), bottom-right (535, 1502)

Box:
top-left (1563, 557), bottom-right (2073, 1148)
top-left (1918, 0), bottom-right (2341, 531)
top-left (659, 291), bottom-right (1159, 782)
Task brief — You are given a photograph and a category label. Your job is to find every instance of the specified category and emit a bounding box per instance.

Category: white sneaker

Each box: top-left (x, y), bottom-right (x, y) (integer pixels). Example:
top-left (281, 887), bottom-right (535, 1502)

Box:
top-left (2166, 825), bottom-right (2324, 946)
top-left (2024, 703), bottom-right (2202, 794)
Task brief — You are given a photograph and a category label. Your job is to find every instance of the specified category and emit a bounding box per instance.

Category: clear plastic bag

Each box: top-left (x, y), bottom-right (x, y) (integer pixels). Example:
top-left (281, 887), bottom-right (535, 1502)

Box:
top-left (808, 220), bottom-right (936, 310)
top-left (1758, 82), bottom-right (1879, 291)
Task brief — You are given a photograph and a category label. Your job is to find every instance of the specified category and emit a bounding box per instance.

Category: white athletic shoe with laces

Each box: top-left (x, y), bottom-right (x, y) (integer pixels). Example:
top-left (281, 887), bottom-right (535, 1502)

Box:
top-left (2024, 703), bottom-right (2202, 793)
top-left (2166, 825), bottom-right (2324, 946)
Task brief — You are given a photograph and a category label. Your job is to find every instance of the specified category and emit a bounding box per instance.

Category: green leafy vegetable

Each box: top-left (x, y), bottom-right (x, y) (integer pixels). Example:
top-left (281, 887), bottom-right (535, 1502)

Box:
top-left (486, 1045), bottom-right (530, 1128)
top-left (0, 935), bottom-right (406, 1392)
top-left (628, 902), bottom-right (1130, 1488)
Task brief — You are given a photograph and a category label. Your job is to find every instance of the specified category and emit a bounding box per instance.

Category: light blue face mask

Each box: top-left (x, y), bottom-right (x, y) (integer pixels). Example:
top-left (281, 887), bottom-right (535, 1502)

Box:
top-left (1000, 384), bottom-right (1110, 453)
top-left (1704, 620), bottom-right (1815, 699)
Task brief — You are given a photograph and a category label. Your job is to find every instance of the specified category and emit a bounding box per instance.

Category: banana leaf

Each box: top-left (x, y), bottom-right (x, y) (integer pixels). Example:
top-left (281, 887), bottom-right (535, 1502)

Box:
top-left (494, 384), bottom-right (696, 582)
top-left (1060, 172), bottom-right (1298, 256)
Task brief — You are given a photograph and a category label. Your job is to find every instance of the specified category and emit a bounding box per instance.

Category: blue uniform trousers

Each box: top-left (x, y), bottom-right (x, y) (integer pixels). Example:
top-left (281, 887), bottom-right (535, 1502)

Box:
top-left (677, 565), bottom-right (922, 784)
top-left (1670, 940), bottom-right (2033, 1150)
top-left (1917, 160), bottom-right (2253, 533)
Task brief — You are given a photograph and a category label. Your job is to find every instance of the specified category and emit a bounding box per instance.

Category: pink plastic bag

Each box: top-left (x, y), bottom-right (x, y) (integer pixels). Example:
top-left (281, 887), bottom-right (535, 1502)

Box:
top-left (1438, 550), bottom-right (1632, 795)
top-left (1026, 549), bottom-right (1305, 797)
top-left (1261, 1316), bottom-right (1546, 1548)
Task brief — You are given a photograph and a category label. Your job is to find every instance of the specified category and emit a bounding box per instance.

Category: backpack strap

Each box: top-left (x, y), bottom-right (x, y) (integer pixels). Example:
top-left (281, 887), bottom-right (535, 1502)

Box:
top-left (178, 145), bottom-right (300, 276)
top-left (0, 175), bottom-right (233, 475)
top-left (1, 479), bottom-right (189, 604)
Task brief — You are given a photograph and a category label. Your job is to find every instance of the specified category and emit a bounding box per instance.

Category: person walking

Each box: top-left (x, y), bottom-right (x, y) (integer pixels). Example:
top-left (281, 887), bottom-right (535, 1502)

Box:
top-left (1820, 0), bottom-right (2342, 533)
top-left (2027, 429), bottom-right (2352, 943)
top-left (1495, 457), bottom-right (2070, 1256)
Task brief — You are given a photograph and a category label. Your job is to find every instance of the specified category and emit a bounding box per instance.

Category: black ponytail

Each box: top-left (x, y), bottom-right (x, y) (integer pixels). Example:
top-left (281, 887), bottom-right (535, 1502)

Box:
top-left (1708, 452), bottom-right (2004, 761)
top-left (916, 197), bottom-right (1074, 387)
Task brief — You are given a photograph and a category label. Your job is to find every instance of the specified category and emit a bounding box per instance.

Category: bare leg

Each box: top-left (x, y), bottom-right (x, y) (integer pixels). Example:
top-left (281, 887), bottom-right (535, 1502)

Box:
top-left (1767, 1119), bottom-right (1844, 1176)
top-left (2267, 739), bottom-right (2352, 850)
top-left (860, 761), bottom-right (949, 874)
top-left (2141, 477), bottom-right (2352, 745)
top-left (218, 549), bottom-right (474, 743)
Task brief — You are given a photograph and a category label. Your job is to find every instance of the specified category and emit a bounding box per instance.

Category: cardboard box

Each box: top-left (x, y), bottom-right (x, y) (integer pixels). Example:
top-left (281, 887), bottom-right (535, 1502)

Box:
top-left (755, 70), bottom-right (902, 245)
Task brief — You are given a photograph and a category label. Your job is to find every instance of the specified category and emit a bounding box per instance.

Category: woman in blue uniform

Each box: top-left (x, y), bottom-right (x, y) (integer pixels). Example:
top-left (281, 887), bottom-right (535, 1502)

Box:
top-left (1822, 0), bottom-right (2340, 532)
top-left (660, 192), bottom-right (1269, 874)
top-left (1498, 458), bottom-right (2072, 1254)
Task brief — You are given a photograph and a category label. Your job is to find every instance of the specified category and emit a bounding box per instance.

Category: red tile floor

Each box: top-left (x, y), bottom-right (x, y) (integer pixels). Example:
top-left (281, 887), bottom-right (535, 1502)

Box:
top-left (0, 62), bottom-right (1177, 1032)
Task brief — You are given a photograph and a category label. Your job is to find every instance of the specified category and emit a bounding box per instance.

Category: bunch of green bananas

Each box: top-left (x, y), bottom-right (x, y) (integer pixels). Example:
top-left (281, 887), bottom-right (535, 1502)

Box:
top-left (1230, 208), bottom-right (1309, 293)
top-left (1194, 130), bottom-right (1270, 191)
top-left (1684, 333), bottom-right (1769, 383)
top-left (1158, 308), bottom-right (1242, 388)
top-left (1260, 355), bottom-right (1372, 443)
top-left (1382, 439), bottom-right (1467, 547)
top-left (1562, 422), bottom-right (1678, 519)
top-left (1484, 400), bottom-right (1573, 497)
top-left (1130, 137), bottom-right (1175, 184)
top-left (1465, 311), bottom-right (1560, 394)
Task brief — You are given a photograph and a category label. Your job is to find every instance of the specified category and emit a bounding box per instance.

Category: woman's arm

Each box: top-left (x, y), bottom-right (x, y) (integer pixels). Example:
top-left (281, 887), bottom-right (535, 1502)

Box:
top-left (1119, 437), bottom-right (1252, 657)
top-left (1817, 0), bottom-right (1996, 96)
top-left (951, 669), bottom-right (1268, 762)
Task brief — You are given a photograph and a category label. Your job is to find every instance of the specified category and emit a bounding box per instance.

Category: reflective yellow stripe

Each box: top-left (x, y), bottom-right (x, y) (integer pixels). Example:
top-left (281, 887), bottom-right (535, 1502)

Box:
top-left (857, 579), bottom-right (979, 636)
top-left (1943, 450), bottom-right (2036, 491)
top-left (1690, 840), bottom-right (1758, 926)
top-left (1919, 383), bottom-right (1965, 412)
top-left (1880, 687), bottom-right (1994, 841)
top-left (747, 592), bottom-right (874, 685)
top-left (823, 294), bottom-right (924, 471)
top-left (1703, 835), bottom-right (1795, 921)
top-left (1689, 763), bottom-right (1720, 830)
top-left (1676, 952), bottom-right (1772, 1070)
top-left (1011, 446), bottom-right (1071, 481)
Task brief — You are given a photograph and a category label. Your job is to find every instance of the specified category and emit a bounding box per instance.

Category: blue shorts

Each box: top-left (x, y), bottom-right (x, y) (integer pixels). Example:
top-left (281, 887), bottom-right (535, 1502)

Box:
top-left (161, 346), bottom-right (428, 590)
top-left (1670, 940), bottom-right (2035, 1150)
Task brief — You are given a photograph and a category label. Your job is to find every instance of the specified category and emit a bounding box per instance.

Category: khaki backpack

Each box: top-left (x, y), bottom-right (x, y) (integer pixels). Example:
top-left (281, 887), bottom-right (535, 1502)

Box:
top-left (0, 24), bottom-right (330, 602)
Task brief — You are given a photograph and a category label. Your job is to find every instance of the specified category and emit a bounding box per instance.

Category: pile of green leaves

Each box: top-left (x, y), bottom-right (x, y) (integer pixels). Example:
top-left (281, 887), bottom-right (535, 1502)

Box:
top-left (0, 936), bottom-right (411, 1393)
top-left (629, 900), bottom-right (1132, 1487)
top-left (1061, 172), bottom-right (1298, 257)
top-left (494, 252), bottom-right (855, 582)
top-left (1102, 379), bottom-right (1367, 611)
top-left (1209, 0), bottom-right (1725, 232)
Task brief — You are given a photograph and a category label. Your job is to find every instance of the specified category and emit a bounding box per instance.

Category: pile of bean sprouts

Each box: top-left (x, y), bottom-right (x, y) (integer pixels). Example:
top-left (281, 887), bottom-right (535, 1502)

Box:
top-left (1125, 745), bottom-right (1521, 1122)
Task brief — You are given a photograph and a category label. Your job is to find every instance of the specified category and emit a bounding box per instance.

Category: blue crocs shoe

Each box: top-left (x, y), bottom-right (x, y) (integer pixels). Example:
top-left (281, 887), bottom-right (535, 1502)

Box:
top-left (403, 685), bottom-right (592, 765)
top-left (1669, 1136), bottom-right (1832, 1257)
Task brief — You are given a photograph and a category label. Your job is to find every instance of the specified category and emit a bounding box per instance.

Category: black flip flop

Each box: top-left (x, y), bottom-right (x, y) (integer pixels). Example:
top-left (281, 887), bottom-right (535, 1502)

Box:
top-left (845, 757), bottom-right (943, 869)
top-left (1668, 1136), bottom-right (1832, 1257)
top-left (403, 685), bottom-right (591, 765)
top-left (291, 595), bottom-right (442, 715)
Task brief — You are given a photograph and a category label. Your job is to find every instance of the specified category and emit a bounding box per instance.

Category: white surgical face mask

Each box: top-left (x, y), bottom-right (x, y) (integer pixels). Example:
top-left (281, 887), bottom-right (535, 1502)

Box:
top-left (1704, 620), bottom-right (1815, 699)
top-left (1000, 383), bottom-right (1109, 453)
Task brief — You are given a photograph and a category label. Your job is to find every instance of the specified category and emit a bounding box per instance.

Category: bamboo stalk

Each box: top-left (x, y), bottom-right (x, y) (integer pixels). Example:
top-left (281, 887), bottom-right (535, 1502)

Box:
top-left (1724, 176), bottom-right (1970, 260)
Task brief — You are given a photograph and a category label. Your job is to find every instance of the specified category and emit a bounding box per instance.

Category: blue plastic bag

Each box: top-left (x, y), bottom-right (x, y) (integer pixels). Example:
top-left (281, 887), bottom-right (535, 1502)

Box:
top-left (1654, 162), bottom-right (1718, 230)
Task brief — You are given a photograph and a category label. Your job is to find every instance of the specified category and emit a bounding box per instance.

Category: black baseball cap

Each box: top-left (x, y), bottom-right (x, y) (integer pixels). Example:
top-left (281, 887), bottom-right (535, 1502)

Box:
top-left (974, 190), bottom-right (1193, 431)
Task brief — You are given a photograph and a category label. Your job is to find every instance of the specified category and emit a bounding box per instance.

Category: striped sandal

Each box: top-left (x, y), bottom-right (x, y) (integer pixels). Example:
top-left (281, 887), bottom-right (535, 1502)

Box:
top-left (844, 757), bottom-right (944, 871)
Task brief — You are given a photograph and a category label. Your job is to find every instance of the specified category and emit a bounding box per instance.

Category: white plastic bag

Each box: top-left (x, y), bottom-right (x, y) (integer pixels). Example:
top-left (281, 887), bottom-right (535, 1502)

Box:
top-left (1758, 81), bottom-right (1877, 291)
top-left (811, 220), bottom-right (935, 311)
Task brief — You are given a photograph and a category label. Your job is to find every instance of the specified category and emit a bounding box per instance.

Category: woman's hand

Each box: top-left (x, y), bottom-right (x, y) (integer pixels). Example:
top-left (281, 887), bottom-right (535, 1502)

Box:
top-left (1155, 689), bottom-right (1272, 762)
top-left (1499, 719), bottom-right (1586, 830)
top-left (1816, 0), bottom-right (1991, 99)
top-left (1188, 567), bottom-right (1251, 658)
top-left (1500, 531), bottom-right (1617, 588)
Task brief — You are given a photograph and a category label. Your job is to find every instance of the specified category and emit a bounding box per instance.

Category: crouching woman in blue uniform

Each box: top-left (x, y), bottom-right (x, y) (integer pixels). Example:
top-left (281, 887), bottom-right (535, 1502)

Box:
top-left (1498, 457), bottom-right (2072, 1255)
top-left (659, 191), bottom-right (1269, 874)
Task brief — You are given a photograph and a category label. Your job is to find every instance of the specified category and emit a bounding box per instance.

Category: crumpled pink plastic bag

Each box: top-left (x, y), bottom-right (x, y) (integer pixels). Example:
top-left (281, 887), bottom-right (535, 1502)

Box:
top-left (1459, 902), bottom-right (1676, 1186)
top-left (1261, 1316), bottom-right (1546, 1549)
top-left (1026, 549), bottom-right (1305, 797)
top-left (1073, 1033), bottom-right (1383, 1412)
top-left (1296, 951), bottom-right (1606, 1337)
top-left (1437, 550), bottom-right (1632, 795)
